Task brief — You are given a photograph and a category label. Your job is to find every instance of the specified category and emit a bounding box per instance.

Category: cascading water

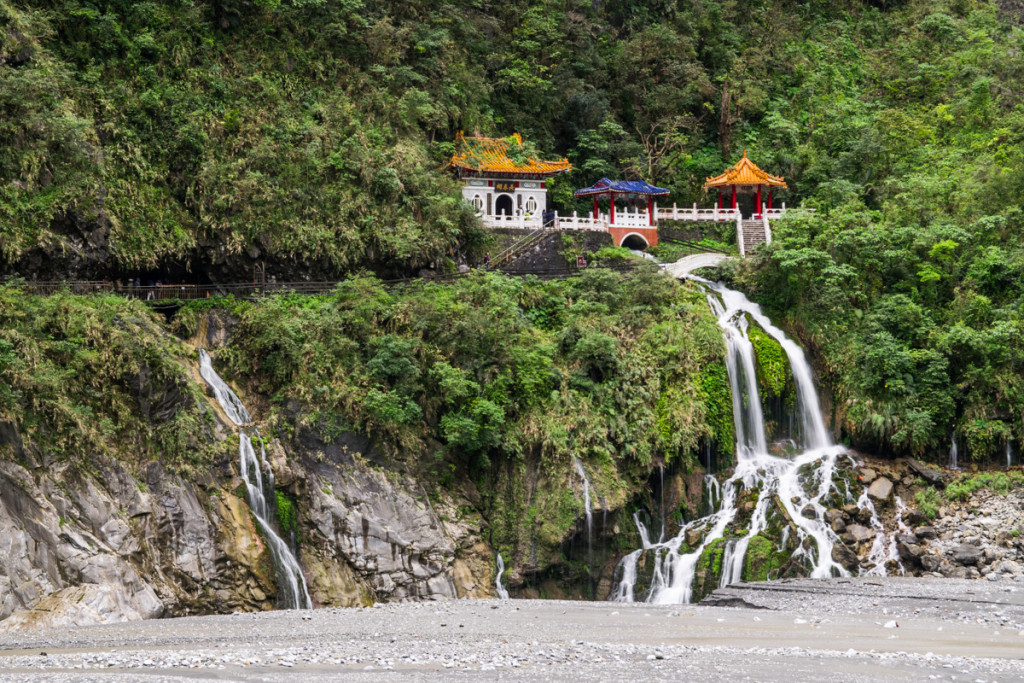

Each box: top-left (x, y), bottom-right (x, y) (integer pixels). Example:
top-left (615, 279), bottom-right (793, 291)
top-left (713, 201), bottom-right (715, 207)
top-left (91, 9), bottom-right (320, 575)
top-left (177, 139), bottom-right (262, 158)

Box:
top-left (198, 350), bottom-right (312, 610)
top-left (495, 553), bottom-right (510, 600)
top-left (612, 279), bottom-right (851, 604)
top-left (611, 513), bottom-right (656, 603)
top-left (573, 458), bottom-right (594, 557)
top-left (949, 431), bottom-right (959, 470)
top-left (858, 490), bottom-right (905, 577)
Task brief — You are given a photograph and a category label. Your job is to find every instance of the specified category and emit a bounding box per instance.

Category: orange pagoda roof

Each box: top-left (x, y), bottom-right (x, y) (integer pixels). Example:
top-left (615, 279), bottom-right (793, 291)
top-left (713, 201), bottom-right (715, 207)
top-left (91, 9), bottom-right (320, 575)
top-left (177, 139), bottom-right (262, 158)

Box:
top-left (450, 132), bottom-right (572, 177)
top-left (704, 151), bottom-right (787, 189)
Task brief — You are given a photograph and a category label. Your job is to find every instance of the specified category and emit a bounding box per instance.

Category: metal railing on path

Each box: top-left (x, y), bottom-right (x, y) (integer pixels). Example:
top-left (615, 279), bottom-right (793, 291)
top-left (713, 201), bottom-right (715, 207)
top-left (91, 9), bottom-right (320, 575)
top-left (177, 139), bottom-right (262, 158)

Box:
top-left (4, 263), bottom-right (648, 304)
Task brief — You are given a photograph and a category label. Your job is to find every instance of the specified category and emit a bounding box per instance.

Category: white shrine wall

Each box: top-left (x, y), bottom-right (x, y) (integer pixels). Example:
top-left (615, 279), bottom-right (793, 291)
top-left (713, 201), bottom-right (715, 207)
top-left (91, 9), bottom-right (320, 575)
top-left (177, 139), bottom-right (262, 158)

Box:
top-left (461, 176), bottom-right (549, 222)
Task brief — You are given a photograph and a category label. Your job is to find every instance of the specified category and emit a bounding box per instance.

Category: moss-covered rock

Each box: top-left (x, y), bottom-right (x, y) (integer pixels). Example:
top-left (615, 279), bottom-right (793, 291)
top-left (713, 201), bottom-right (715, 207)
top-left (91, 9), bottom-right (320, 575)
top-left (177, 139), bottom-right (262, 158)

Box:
top-left (741, 535), bottom-right (787, 582)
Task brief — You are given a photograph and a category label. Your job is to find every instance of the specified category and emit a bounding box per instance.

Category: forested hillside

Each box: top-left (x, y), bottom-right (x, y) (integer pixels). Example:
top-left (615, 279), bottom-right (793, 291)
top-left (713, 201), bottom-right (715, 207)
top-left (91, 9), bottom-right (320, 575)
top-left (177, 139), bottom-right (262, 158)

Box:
top-left (4, 0), bottom-right (1024, 462)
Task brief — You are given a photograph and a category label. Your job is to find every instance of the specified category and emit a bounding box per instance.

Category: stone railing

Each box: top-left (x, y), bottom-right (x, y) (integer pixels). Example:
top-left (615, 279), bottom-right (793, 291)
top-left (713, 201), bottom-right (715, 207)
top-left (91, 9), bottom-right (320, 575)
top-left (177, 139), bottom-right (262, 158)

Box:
top-left (656, 204), bottom-right (740, 222)
top-left (479, 211), bottom-right (545, 230)
top-left (657, 202), bottom-right (817, 222)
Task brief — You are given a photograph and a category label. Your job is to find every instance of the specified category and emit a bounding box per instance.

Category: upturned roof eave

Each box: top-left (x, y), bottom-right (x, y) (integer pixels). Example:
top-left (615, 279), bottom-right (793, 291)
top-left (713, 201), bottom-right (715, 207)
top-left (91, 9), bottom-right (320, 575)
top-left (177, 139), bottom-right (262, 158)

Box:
top-left (703, 151), bottom-right (787, 189)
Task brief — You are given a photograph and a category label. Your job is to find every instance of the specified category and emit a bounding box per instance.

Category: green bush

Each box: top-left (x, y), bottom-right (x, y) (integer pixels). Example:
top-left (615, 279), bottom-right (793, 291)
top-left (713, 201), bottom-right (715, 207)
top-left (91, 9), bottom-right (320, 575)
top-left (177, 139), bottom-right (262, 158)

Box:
top-left (914, 487), bottom-right (941, 520)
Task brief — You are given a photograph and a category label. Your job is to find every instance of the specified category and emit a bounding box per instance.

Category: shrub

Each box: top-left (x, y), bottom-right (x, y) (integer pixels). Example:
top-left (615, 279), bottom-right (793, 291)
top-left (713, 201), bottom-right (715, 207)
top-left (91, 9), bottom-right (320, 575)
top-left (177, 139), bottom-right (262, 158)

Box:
top-left (915, 487), bottom-right (941, 519)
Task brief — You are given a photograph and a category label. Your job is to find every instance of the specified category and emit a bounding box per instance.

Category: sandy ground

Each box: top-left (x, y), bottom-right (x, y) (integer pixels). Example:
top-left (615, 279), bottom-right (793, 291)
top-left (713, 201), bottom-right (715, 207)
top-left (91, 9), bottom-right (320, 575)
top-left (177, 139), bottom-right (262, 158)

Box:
top-left (0, 578), bottom-right (1023, 681)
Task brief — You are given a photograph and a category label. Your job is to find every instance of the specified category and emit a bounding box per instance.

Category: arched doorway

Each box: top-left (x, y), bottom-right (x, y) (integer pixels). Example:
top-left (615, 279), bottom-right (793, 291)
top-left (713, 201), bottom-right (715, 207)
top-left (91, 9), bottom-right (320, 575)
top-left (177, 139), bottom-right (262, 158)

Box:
top-left (495, 194), bottom-right (514, 216)
top-left (621, 233), bottom-right (649, 250)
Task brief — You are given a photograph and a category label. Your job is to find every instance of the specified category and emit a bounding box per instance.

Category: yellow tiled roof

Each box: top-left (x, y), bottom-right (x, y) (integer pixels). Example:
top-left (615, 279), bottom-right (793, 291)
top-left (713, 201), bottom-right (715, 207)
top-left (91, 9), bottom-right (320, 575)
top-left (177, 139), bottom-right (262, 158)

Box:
top-left (450, 132), bottom-right (572, 176)
top-left (704, 151), bottom-right (787, 189)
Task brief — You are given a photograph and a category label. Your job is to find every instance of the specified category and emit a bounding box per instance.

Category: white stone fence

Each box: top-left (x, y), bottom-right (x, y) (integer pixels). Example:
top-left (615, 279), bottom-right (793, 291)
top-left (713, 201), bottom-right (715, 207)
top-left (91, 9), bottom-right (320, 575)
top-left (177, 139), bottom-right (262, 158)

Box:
top-left (656, 203), bottom-right (739, 222)
top-left (476, 203), bottom-right (816, 231)
top-left (656, 202), bottom-right (815, 223)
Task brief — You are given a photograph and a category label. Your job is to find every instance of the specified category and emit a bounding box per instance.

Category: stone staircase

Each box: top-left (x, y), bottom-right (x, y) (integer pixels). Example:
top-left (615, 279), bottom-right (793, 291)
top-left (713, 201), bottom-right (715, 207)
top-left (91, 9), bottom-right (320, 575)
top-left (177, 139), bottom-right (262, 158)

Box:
top-left (741, 219), bottom-right (767, 254)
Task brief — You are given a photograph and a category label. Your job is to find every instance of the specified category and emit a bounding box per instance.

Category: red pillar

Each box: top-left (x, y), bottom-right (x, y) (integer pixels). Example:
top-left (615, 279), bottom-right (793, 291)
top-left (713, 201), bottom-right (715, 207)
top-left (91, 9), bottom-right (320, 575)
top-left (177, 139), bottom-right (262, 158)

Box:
top-left (731, 185), bottom-right (737, 209)
top-left (593, 196), bottom-right (599, 220)
top-left (718, 190), bottom-right (723, 208)
top-left (610, 193), bottom-right (615, 224)
top-left (647, 196), bottom-right (653, 225)
top-left (756, 185), bottom-right (762, 217)
top-left (768, 189), bottom-right (773, 210)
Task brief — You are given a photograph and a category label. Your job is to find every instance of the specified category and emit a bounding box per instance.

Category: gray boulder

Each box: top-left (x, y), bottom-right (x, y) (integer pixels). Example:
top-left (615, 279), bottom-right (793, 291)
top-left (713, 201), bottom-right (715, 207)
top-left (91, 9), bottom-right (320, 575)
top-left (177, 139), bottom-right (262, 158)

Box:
top-left (897, 542), bottom-right (923, 563)
top-left (831, 543), bottom-right (859, 570)
top-left (952, 544), bottom-right (984, 566)
top-left (846, 524), bottom-right (875, 543)
top-left (905, 458), bottom-right (945, 486)
top-left (867, 477), bottom-right (893, 502)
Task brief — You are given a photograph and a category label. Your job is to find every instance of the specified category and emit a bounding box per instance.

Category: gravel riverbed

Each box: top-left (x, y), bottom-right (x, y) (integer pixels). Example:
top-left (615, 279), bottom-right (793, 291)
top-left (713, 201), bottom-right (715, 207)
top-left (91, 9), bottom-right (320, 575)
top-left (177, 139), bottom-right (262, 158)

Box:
top-left (1, 578), bottom-right (1023, 681)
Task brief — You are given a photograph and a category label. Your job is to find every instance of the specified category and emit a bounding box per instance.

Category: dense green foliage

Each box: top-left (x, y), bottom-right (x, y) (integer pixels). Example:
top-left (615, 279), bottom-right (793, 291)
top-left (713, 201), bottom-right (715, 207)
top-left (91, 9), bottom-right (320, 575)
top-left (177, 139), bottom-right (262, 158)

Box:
top-left (723, 1), bottom-right (1024, 464)
top-left (6, 0), bottom-right (1024, 464)
top-left (194, 268), bottom-right (728, 564)
top-left (0, 286), bottom-right (215, 470)
top-left (4, 0), bottom-right (1018, 279)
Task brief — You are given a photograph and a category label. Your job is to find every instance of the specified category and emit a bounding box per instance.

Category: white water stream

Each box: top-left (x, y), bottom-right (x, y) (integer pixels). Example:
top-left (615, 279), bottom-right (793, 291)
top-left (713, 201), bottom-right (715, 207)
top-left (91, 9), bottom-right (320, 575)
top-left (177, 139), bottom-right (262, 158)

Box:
top-left (199, 350), bottom-right (312, 610)
top-left (495, 553), bottom-right (510, 600)
top-left (613, 279), bottom-right (853, 603)
top-left (573, 458), bottom-right (594, 556)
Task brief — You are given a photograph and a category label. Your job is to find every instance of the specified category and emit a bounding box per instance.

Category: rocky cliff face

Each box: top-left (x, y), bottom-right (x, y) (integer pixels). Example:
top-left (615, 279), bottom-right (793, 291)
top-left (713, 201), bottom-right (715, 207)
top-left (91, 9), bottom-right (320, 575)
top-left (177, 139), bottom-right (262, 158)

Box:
top-left (0, 403), bottom-right (497, 631)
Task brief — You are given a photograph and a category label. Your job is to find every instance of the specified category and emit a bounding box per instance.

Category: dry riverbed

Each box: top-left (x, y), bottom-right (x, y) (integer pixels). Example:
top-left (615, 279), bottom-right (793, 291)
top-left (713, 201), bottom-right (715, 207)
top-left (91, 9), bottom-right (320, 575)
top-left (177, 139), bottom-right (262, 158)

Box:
top-left (0, 578), bottom-right (1023, 681)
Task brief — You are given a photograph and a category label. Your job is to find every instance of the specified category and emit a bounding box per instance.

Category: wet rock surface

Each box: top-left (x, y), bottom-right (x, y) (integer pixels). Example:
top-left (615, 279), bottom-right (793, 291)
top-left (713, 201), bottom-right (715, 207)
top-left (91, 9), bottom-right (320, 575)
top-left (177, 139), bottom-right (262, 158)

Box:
top-left (0, 424), bottom-right (493, 630)
top-left (819, 456), bottom-right (1024, 582)
top-left (1, 580), bottom-right (1023, 681)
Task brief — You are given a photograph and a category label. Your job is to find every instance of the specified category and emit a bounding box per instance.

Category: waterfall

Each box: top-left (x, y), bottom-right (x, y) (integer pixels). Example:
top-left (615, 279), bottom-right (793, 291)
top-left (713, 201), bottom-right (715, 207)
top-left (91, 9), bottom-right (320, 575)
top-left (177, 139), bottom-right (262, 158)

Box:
top-left (949, 430), bottom-right (959, 470)
top-left (858, 491), bottom-right (901, 576)
top-left (658, 465), bottom-right (666, 542)
top-left (611, 278), bottom-right (850, 604)
top-left (611, 550), bottom-right (643, 602)
top-left (198, 350), bottom-right (312, 610)
top-left (1007, 438), bottom-right (1014, 468)
top-left (573, 458), bottom-right (594, 556)
top-left (495, 553), bottom-right (510, 600)
top-left (199, 350), bottom-right (251, 426)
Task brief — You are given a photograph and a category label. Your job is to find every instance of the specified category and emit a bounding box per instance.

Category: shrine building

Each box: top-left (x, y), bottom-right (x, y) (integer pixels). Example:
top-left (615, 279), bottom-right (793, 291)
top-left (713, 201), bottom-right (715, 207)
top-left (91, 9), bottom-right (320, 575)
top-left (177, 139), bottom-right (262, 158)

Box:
top-left (703, 150), bottom-right (787, 218)
top-left (450, 132), bottom-right (571, 227)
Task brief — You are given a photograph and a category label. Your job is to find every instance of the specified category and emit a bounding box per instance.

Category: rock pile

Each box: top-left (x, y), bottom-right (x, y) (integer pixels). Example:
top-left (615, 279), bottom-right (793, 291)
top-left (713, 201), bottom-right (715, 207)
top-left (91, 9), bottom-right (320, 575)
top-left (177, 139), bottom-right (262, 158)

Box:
top-left (823, 455), bottom-right (1024, 580)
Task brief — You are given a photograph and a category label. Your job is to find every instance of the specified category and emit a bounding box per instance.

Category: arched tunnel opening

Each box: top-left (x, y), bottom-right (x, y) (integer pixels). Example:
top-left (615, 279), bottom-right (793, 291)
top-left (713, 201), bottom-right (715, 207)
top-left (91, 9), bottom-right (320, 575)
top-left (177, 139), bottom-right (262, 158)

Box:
top-left (620, 234), bottom-right (650, 250)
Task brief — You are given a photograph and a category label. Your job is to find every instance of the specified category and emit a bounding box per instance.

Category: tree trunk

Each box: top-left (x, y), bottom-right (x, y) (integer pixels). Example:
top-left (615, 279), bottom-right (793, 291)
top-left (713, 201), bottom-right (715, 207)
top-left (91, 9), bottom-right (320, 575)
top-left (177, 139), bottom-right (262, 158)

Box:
top-left (719, 82), bottom-right (733, 159)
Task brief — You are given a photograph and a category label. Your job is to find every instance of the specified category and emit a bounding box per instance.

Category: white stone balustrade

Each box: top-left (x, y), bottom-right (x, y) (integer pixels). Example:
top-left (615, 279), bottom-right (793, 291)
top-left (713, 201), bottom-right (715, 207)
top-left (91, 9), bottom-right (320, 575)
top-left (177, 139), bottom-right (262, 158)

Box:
top-left (477, 204), bottom-right (816, 232)
top-left (656, 203), bottom-right (739, 222)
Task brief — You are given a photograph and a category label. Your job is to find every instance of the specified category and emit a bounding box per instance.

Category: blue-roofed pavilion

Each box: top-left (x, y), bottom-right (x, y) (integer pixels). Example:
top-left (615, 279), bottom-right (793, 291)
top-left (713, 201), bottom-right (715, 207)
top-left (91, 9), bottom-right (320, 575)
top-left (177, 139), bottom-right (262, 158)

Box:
top-left (574, 178), bottom-right (669, 226)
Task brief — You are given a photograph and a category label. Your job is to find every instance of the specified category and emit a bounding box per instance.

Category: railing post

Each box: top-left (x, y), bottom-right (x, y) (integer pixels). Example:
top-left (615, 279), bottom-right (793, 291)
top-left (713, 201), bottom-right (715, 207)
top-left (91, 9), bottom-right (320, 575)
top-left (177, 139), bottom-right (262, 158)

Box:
top-left (736, 211), bottom-right (745, 257)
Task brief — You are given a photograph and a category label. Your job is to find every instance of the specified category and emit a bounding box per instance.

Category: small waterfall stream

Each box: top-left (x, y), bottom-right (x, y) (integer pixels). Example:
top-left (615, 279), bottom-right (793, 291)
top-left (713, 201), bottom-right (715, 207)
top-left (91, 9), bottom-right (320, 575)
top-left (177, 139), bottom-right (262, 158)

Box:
top-left (949, 430), bottom-right (960, 470)
top-left (858, 490), bottom-right (905, 576)
top-left (612, 278), bottom-right (852, 603)
top-left (199, 350), bottom-right (312, 610)
top-left (495, 553), bottom-right (510, 599)
top-left (573, 458), bottom-right (594, 557)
